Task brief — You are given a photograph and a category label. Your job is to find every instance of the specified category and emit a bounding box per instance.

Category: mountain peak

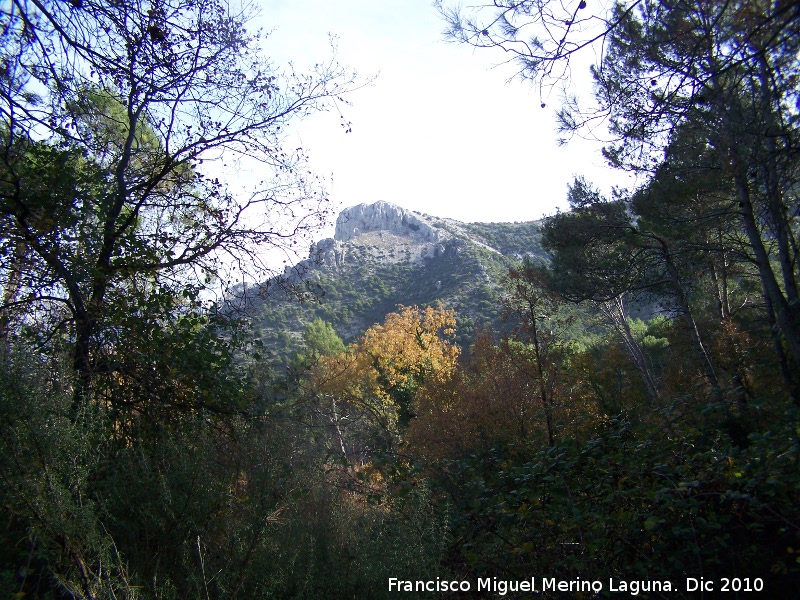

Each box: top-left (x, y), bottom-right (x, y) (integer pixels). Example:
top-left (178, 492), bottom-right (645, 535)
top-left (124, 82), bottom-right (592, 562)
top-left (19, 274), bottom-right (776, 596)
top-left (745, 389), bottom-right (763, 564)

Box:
top-left (253, 204), bottom-right (547, 361)
top-left (334, 200), bottom-right (441, 243)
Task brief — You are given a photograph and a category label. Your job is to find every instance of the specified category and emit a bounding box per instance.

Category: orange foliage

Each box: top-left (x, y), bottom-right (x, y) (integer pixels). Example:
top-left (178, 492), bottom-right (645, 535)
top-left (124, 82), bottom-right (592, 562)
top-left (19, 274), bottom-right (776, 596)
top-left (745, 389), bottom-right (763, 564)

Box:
top-left (307, 305), bottom-right (460, 459)
top-left (358, 305), bottom-right (459, 393)
top-left (408, 330), bottom-right (598, 462)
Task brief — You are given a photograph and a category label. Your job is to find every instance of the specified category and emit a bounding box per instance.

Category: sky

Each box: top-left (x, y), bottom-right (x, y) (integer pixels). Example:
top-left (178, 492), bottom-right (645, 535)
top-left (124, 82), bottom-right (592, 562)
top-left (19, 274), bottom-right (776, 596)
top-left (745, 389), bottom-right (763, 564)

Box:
top-left (250, 0), bottom-right (629, 234)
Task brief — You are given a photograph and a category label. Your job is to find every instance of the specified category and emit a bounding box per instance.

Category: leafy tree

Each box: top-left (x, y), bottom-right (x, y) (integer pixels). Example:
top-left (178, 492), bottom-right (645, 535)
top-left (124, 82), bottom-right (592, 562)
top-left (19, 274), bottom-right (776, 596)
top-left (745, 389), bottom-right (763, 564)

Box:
top-left (543, 175), bottom-right (737, 403)
top-left (358, 305), bottom-right (459, 421)
top-left (306, 306), bottom-right (460, 475)
top-left (588, 0), bottom-right (800, 388)
top-left (0, 0), bottom-right (357, 413)
top-left (408, 264), bottom-right (587, 462)
top-left (499, 263), bottom-right (575, 447)
top-left (423, 1), bottom-right (800, 587)
top-left (438, 0), bottom-right (800, 399)
top-left (288, 317), bottom-right (346, 378)
top-left (303, 317), bottom-right (346, 358)
top-left (0, 1), bottom-right (360, 596)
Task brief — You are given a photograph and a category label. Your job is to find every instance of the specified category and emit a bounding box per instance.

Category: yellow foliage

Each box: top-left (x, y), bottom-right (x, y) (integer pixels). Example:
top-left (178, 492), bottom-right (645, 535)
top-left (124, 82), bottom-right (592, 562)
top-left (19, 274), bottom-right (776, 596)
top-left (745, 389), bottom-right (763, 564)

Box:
top-left (309, 305), bottom-right (459, 436)
top-left (358, 305), bottom-right (459, 389)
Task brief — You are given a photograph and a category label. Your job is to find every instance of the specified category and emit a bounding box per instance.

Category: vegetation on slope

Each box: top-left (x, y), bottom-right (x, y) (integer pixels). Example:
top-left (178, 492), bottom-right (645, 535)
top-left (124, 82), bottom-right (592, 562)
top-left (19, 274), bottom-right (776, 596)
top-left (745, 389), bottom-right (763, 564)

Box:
top-left (247, 228), bottom-right (542, 365)
top-left (2, 0), bottom-right (800, 597)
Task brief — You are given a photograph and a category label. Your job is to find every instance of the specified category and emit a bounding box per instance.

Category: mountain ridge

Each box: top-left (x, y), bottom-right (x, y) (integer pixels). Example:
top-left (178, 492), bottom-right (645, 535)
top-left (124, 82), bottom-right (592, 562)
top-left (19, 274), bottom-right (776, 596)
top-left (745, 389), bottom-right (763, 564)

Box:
top-left (245, 200), bottom-right (547, 362)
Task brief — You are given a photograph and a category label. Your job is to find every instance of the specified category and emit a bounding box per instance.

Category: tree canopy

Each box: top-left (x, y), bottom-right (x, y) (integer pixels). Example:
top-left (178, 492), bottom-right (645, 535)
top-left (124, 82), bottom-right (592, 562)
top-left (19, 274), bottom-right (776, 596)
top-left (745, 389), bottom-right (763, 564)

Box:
top-left (439, 0), bottom-right (800, 400)
top-left (2, 1), bottom-right (800, 597)
top-left (1, 0), bottom-right (358, 412)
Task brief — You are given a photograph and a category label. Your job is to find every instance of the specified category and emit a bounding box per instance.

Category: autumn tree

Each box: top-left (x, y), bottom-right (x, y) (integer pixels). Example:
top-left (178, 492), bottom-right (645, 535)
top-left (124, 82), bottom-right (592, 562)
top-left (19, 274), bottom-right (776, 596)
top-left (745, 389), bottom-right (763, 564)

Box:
top-left (406, 265), bottom-right (587, 457)
top-left (307, 306), bottom-right (459, 472)
top-left (409, 329), bottom-right (573, 461)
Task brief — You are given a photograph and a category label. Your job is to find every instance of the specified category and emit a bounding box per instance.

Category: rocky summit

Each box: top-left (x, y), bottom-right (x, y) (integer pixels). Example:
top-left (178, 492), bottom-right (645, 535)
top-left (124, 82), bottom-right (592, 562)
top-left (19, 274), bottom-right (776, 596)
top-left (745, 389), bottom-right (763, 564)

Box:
top-left (334, 200), bottom-right (441, 243)
top-left (245, 200), bottom-right (546, 363)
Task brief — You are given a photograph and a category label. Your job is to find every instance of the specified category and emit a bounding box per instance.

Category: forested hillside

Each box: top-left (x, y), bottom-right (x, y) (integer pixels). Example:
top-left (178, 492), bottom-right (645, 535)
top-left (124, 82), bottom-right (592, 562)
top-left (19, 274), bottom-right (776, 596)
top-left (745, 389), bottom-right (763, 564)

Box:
top-left (2, 0), bottom-right (800, 598)
top-left (240, 201), bottom-right (546, 362)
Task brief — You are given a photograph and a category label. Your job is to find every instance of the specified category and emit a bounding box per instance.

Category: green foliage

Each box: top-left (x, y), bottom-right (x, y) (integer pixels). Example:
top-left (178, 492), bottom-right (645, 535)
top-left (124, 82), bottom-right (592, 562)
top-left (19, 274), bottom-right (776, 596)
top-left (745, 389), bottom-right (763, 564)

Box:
top-left (0, 332), bottom-right (448, 599)
top-left (302, 318), bottom-right (346, 357)
top-left (461, 221), bottom-right (545, 258)
top-left (630, 316), bottom-right (670, 352)
top-left (440, 414), bottom-right (800, 593)
top-left (245, 478), bottom-right (447, 599)
top-left (0, 354), bottom-right (132, 599)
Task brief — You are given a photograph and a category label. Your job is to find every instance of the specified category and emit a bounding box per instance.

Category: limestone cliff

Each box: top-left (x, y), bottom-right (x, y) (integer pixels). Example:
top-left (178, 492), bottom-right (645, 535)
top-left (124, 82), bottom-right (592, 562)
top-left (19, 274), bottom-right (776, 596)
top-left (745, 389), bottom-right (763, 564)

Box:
top-left (295, 201), bottom-right (450, 279)
top-left (334, 200), bottom-right (441, 243)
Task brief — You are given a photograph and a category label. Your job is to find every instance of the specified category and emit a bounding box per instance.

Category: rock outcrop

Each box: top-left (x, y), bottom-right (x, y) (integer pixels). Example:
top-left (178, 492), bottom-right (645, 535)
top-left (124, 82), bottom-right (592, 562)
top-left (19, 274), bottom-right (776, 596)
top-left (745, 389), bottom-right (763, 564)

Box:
top-left (334, 200), bottom-right (441, 243)
top-left (276, 200), bottom-right (540, 285)
top-left (309, 237), bottom-right (347, 270)
top-left (293, 201), bottom-right (450, 276)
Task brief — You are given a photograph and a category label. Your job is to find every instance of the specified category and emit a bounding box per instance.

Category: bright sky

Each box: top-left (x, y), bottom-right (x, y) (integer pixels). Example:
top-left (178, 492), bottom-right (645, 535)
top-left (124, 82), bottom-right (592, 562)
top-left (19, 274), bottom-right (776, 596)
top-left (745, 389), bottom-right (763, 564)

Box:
top-left (254, 0), bottom-right (627, 233)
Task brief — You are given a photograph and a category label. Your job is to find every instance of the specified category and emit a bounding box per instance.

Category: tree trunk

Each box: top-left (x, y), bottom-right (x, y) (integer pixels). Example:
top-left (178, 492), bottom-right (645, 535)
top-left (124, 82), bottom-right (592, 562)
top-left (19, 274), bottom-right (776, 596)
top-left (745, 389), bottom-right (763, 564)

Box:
top-left (71, 309), bottom-right (94, 421)
top-left (0, 240), bottom-right (27, 350)
top-left (529, 313), bottom-right (555, 448)
top-left (599, 296), bottom-right (660, 405)
top-left (732, 169), bottom-right (800, 377)
top-left (659, 243), bottom-right (723, 400)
